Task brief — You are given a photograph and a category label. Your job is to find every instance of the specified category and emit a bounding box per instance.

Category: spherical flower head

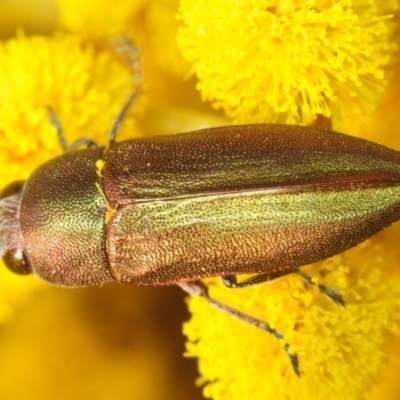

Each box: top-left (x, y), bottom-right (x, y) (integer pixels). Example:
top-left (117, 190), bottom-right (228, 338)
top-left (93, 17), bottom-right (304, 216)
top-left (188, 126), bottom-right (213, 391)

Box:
top-left (0, 32), bottom-right (137, 182)
top-left (178, 0), bottom-right (399, 126)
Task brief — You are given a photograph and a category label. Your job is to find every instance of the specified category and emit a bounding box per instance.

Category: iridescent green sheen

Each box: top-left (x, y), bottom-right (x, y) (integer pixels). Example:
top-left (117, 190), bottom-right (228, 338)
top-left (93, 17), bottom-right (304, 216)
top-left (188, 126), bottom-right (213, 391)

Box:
top-left (2, 124), bottom-right (400, 287)
top-left (104, 125), bottom-right (400, 285)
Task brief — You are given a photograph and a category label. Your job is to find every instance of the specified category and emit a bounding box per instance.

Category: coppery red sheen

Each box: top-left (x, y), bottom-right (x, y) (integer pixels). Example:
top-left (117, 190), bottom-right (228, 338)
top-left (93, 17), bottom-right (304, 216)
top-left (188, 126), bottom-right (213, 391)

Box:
top-left (2, 124), bottom-right (400, 285)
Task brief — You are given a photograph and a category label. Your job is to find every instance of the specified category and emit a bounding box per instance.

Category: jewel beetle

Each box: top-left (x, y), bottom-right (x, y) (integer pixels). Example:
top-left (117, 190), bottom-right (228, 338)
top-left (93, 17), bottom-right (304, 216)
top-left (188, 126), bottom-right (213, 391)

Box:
top-left (2, 94), bottom-right (400, 375)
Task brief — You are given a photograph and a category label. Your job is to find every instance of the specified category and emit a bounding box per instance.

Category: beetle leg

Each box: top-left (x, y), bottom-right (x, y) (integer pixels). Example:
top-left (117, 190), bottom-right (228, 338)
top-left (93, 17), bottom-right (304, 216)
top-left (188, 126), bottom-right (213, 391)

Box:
top-left (221, 270), bottom-right (295, 288)
top-left (222, 271), bottom-right (345, 306)
top-left (296, 271), bottom-right (345, 307)
top-left (178, 280), bottom-right (300, 377)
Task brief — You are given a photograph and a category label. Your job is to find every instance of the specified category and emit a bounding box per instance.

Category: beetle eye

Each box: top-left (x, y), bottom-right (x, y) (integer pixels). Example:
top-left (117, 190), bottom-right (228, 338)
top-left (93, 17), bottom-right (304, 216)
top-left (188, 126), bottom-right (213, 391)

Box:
top-left (3, 249), bottom-right (31, 275)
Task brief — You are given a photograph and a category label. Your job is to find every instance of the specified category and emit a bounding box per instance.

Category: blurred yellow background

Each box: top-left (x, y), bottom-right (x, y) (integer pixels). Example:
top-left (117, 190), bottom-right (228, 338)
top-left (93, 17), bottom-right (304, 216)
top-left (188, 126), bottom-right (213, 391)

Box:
top-left (1, 1), bottom-right (400, 399)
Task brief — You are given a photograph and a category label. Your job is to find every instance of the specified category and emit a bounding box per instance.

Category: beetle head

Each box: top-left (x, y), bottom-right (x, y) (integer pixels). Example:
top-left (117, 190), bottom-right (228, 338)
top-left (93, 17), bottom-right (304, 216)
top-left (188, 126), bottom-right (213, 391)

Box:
top-left (0, 181), bottom-right (32, 275)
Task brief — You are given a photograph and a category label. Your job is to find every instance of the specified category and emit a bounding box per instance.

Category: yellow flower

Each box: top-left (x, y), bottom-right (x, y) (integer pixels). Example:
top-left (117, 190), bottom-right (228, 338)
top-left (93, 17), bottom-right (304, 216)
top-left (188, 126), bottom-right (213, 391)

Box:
top-left (0, 31), bottom-right (138, 318)
top-left (177, 2), bottom-right (400, 399)
top-left (0, 32), bottom-right (137, 183)
top-left (184, 239), bottom-right (400, 399)
top-left (0, 21), bottom-right (201, 399)
top-left (0, 1), bottom-right (400, 399)
top-left (178, 0), bottom-right (398, 127)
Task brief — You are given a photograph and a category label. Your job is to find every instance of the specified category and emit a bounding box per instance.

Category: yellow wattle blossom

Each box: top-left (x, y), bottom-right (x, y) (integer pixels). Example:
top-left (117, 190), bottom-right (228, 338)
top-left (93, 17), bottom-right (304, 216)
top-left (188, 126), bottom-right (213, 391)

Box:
top-left (177, 2), bottom-right (400, 398)
top-left (0, 0), bottom-right (400, 399)
top-left (0, 32), bottom-right (138, 318)
top-left (184, 239), bottom-right (400, 399)
top-left (178, 0), bottom-right (399, 127)
top-left (0, 24), bottom-right (200, 398)
top-left (0, 32), bottom-right (137, 186)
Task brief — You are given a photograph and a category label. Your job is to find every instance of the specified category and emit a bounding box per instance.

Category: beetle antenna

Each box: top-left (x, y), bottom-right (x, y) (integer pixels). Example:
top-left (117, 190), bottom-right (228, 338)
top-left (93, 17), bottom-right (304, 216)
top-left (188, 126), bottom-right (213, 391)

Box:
top-left (108, 36), bottom-right (142, 144)
top-left (47, 106), bottom-right (67, 152)
top-left (112, 35), bottom-right (142, 89)
top-left (108, 88), bottom-right (140, 144)
top-left (47, 106), bottom-right (98, 152)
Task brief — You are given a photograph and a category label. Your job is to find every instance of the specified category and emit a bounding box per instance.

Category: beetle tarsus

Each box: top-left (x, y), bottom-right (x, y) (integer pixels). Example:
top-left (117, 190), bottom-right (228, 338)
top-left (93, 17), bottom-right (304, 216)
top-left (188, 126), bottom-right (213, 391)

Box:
top-left (316, 282), bottom-right (345, 307)
top-left (178, 280), bottom-right (300, 376)
top-left (283, 343), bottom-right (300, 377)
top-left (296, 271), bottom-right (345, 307)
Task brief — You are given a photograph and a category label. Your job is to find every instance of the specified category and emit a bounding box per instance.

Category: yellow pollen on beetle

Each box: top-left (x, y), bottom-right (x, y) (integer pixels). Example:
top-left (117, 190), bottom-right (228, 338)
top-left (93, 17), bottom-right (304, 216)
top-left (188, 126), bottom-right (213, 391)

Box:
top-left (95, 159), bottom-right (105, 178)
top-left (94, 182), bottom-right (116, 224)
